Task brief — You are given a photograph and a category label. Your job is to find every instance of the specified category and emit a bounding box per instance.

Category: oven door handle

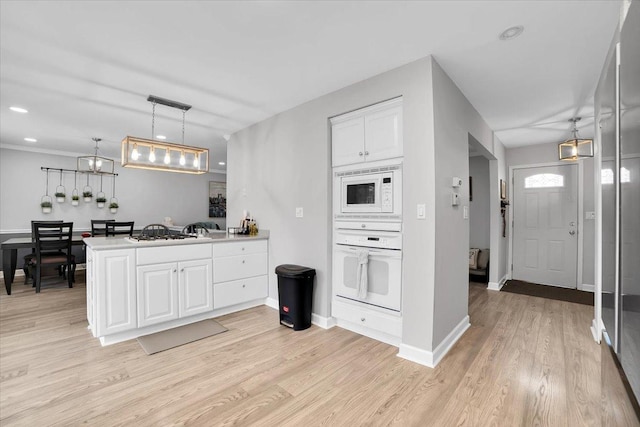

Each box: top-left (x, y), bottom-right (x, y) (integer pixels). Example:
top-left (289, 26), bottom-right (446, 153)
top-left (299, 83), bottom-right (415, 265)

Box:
top-left (335, 245), bottom-right (401, 257)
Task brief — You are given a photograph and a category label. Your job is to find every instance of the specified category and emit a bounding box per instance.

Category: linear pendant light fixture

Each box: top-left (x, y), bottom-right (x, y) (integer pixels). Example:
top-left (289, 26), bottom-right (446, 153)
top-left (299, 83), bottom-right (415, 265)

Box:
top-left (121, 95), bottom-right (209, 174)
top-left (558, 117), bottom-right (594, 161)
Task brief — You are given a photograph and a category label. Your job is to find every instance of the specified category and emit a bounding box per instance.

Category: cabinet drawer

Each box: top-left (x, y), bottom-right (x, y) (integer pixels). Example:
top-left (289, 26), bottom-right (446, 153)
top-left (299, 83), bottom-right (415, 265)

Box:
top-left (213, 240), bottom-right (267, 258)
top-left (213, 252), bottom-right (267, 283)
top-left (137, 244), bottom-right (212, 265)
top-left (214, 275), bottom-right (267, 309)
top-left (332, 299), bottom-right (402, 337)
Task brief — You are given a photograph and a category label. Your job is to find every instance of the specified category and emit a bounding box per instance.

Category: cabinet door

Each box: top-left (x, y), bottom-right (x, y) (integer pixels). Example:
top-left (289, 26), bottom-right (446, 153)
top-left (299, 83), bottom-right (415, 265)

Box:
top-left (86, 247), bottom-right (95, 336)
top-left (96, 249), bottom-right (136, 336)
top-left (178, 259), bottom-right (213, 317)
top-left (364, 104), bottom-right (403, 162)
top-left (137, 263), bottom-right (179, 327)
top-left (332, 116), bottom-right (365, 167)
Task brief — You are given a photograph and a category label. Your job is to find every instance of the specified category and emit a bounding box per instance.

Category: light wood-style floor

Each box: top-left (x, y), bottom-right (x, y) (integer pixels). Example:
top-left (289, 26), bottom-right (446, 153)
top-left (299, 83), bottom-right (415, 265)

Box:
top-left (0, 277), bottom-right (633, 426)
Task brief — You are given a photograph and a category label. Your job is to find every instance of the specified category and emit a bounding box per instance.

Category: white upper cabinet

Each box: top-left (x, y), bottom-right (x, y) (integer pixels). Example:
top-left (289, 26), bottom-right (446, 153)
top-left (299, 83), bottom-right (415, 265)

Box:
top-left (331, 97), bottom-right (403, 167)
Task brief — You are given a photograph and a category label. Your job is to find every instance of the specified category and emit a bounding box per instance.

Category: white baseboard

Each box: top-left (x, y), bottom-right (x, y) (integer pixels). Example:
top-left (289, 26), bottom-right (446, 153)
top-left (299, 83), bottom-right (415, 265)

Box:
top-left (264, 297), bottom-right (278, 310)
top-left (398, 315), bottom-right (470, 368)
top-left (264, 297), bottom-right (336, 329)
top-left (312, 313), bottom-right (337, 329)
top-left (488, 274), bottom-right (508, 291)
top-left (580, 284), bottom-right (595, 292)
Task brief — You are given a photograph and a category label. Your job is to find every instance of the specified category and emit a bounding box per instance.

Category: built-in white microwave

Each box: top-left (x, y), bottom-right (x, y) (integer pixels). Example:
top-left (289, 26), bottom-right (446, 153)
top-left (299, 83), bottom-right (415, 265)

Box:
top-left (333, 161), bottom-right (402, 221)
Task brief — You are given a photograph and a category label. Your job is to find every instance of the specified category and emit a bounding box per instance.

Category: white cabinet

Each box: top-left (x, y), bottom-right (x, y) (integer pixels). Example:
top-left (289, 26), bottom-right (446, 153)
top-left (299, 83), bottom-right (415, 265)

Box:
top-left (213, 240), bottom-right (268, 309)
top-left (92, 248), bottom-right (137, 337)
top-left (137, 263), bottom-right (179, 327)
top-left (136, 251), bottom-right (213, 327)
top-left (331, 97), bottom-right (403, 167)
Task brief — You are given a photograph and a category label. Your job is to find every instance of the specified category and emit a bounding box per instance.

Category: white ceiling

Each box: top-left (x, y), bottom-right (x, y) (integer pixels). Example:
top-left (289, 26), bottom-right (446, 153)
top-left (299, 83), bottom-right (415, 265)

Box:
top-left (0, 1), bottom-right (621, 170)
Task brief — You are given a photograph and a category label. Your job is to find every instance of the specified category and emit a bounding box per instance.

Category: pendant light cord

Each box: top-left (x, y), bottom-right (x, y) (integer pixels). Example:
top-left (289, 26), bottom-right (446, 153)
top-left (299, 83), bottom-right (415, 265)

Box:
top-left (151, 102), bottom-right (157, 140)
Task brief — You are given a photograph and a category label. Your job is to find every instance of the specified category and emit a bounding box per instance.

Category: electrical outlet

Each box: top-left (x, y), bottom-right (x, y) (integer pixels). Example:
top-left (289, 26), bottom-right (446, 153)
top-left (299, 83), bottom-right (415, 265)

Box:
top-left (296, 207), bottom-right (303, 218)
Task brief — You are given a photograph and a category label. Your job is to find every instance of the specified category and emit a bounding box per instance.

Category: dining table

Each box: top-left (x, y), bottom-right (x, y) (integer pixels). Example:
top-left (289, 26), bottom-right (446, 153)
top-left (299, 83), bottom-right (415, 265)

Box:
top-left (1, 235), bottom-right (85, 295)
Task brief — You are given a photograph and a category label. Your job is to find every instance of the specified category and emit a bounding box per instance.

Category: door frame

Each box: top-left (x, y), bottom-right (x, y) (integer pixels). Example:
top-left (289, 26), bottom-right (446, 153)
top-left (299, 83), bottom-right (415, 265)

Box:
top-left (508, 160), bottom-right (584, 290)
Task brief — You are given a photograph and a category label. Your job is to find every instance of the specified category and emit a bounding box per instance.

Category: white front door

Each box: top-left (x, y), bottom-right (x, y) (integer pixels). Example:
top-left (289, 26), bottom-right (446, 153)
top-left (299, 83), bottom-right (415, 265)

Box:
top-left (512, 165), bottom-right (578, 288)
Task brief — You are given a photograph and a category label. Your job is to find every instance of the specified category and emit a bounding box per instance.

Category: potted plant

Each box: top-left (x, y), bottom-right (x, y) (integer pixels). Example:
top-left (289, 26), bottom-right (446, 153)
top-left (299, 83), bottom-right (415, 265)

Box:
top-left (109, 202), bottom-right (119, 214)
top-left (83, 190), bottom-right (93, 202)
top-left (71, 189), bottom-right (80, 206)
top-left (40, 196), bottom-right (53, 214)
top-left (96, 196), bottom-right (107, 208)
top-left (55, 191), bottom-right (66, 203)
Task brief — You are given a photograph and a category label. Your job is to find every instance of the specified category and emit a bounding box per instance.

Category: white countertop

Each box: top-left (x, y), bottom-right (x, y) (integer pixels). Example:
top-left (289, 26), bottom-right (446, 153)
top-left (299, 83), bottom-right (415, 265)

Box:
top-left (84, 230), bottom-right (269, 250)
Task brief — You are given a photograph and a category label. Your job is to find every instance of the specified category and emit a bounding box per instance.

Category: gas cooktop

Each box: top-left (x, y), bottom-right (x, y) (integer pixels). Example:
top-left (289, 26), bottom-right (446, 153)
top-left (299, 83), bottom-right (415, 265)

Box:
top-left (126, 233), bottom-right (199, 243)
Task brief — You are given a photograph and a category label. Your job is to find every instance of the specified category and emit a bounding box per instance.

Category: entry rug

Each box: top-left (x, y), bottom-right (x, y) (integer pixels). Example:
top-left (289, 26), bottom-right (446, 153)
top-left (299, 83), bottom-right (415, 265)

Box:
top-left (501, 280), bottom-right (594, 306)
top-left (137, 319), bottom-right (228, 355)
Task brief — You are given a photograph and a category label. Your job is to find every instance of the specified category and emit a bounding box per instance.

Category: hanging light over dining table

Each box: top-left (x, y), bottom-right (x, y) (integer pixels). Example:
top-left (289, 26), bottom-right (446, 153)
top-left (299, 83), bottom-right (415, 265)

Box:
top-left (121, 95), bottom-right (209, 174)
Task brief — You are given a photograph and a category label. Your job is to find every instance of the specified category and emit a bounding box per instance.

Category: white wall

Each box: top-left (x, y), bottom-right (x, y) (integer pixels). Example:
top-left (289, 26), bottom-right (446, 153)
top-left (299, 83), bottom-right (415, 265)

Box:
top-left (469, 156), bottom-right (490, 249)
top-left (505, 142), bottom-right (596, 288)
top-left (491, 136), bottom-right (509, 284)
top-left (0, 148), bottom-right (224, 232)
top-left (430, 59), bottom-right (495, 347)
top-left (228, 57), bottom-right (437, 352)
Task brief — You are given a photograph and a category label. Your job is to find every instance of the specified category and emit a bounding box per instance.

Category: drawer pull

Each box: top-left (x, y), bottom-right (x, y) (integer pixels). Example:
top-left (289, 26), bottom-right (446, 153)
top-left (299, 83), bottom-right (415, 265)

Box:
top-left (242, 260), bottom-right (245, 264)
top-left (242, 284), bottom-right (246, 288)
top-left (242, 247), bottom-right (245, 251)
top-left (180, 268), bottom-right (184, 272)
top-left (173, 269), bottom-right (177, 273)
top-left (361, 317), bottom-right (366, 322)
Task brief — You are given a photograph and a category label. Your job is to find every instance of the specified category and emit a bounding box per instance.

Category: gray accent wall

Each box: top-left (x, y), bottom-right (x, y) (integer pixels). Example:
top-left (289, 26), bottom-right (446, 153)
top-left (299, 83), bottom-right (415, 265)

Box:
top-left (0, 148), bottom-right (224, 232)
top-left (469, 156), bottom-right (490, 250)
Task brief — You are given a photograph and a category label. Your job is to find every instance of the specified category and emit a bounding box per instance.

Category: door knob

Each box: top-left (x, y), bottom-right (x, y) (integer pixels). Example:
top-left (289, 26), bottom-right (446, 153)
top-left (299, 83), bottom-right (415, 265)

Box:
top-left (359, 152), bottom-right (363, 156)
top-left (569, 230), bottom-right (576, 236)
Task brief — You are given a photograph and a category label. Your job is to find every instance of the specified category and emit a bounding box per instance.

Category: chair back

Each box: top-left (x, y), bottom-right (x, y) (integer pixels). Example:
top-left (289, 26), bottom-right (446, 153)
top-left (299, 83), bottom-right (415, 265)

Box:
top-left (141, 224), bottom-right (170, 237)
top-left (106, 221), bottom-right (135, 236)
top-left (91, 219), bottom-right (115, 236)
top-left (34, 222), bottom-right (73, 260)
top-left (30, 220), bottom-right (63, 252)
top-left (182, 223), bottom-right (209, 235)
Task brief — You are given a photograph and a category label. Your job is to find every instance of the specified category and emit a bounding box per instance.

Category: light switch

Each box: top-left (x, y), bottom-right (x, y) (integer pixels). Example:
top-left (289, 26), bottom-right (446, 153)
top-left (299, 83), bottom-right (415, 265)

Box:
top-left (417, 204), bottom-right (426, 219)
top-left (296, 207), bottom-right (303, 218)
top-left (585, 211), bottom-right (596, 220)
top-left (451, 193), bottom-right (459, 206)
top-left (463, 206), bottom-right (469, 219)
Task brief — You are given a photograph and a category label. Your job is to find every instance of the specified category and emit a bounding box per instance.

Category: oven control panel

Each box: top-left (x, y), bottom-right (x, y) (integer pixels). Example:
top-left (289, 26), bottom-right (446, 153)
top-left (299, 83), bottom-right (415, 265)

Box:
top-left (335, 230), bottom-right (402, 250)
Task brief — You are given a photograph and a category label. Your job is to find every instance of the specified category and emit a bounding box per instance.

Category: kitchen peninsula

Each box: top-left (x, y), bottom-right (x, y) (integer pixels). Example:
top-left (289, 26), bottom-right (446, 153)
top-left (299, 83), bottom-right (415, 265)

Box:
top-left (84, 231), bottom-right (269, 345)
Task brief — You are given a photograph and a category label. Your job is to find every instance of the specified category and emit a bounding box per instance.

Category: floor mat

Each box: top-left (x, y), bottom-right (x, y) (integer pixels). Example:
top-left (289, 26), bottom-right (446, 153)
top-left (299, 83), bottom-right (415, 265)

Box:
top-left (501, 280), bottom-right (594, 306)
top-left (137, 319), bottom-right (228, 355)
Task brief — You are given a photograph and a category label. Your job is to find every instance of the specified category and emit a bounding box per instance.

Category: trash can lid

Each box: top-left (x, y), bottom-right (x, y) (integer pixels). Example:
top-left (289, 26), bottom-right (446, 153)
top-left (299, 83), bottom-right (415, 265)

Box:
top-left (275, 264), bottom-right (316, 279)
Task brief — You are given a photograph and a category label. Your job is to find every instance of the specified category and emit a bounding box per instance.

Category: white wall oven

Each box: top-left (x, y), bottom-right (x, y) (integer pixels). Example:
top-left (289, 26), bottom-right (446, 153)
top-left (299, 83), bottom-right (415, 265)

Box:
top-left (333, 161), bottom-right (402, 221)
top-left (333, 227), bottom-right (402, 312)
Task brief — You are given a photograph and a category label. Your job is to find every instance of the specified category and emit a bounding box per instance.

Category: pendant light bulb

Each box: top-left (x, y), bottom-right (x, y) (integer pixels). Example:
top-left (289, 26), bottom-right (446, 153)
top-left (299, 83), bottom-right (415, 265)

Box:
top-left (193, 154), bottom-right (199, 168)
top-left (96, 159), bottom-right (103, 169)
top-left (149, 147), bottom-right (156, 163)
top-left (132, 144), bottom-right (139, 160)
top-left (180, 150), bottom-right (186, 166)
top-left (164, 149), bottom-right (171, 165)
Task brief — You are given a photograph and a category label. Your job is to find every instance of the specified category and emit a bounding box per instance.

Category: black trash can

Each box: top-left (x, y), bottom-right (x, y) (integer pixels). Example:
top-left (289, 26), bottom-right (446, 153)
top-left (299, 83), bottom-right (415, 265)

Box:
top-left (275, 264), bottom-right (316, 330)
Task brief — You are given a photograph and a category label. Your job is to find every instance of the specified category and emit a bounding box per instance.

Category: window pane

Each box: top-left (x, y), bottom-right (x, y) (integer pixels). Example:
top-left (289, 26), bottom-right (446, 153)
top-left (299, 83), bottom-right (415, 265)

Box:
top-left (524, 173), bottom-right (564, 188)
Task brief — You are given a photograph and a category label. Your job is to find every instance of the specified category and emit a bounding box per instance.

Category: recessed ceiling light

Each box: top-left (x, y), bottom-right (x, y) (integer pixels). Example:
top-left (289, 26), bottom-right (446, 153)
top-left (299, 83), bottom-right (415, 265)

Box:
top-left (223, 134), bottom-right (231, 141)
top-left (218, 161), bottom-right (226, 166)
top-left (10, 106), bottom-right (28, 113)
top-left (24, 137), bottom-right (37, 142)
top-left (499, 25), bottom-right (524, 41)
top-left (156, 135), bottom-right (167, 140)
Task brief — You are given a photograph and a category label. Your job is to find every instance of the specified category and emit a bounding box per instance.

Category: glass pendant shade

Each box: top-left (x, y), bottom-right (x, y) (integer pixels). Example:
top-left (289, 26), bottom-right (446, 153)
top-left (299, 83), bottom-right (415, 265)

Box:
top-left (558, 138), bottom-right (594, 161)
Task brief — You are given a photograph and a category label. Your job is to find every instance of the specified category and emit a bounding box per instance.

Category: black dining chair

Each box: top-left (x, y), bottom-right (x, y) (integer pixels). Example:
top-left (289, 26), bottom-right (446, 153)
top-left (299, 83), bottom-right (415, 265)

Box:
top-left (30, 222), bottom-right (75, 293)
top-left (91, 219), bottom-right (115, 236)
top-left (23, 220), bottom-right (64, 284)
top-left (182, 223), bottom-right (209, 235)
top-left (140, 224), bottom-right (170, 237)
top-left (106, 221), bottom-right (135, 236)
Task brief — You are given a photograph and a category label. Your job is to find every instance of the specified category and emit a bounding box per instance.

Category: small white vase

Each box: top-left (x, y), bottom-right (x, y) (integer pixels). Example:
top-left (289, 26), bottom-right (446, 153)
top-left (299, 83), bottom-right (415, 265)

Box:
top-left (84, 197), bottom-right (92, 202)
top-left (97, 202), bottom-right (105, 208)
top-left (42, 207), bottom-right (52, 214)
top-left (56, 197), bottom-right (65, 203)
top-left (71, 200), bottom-right (79, 206)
